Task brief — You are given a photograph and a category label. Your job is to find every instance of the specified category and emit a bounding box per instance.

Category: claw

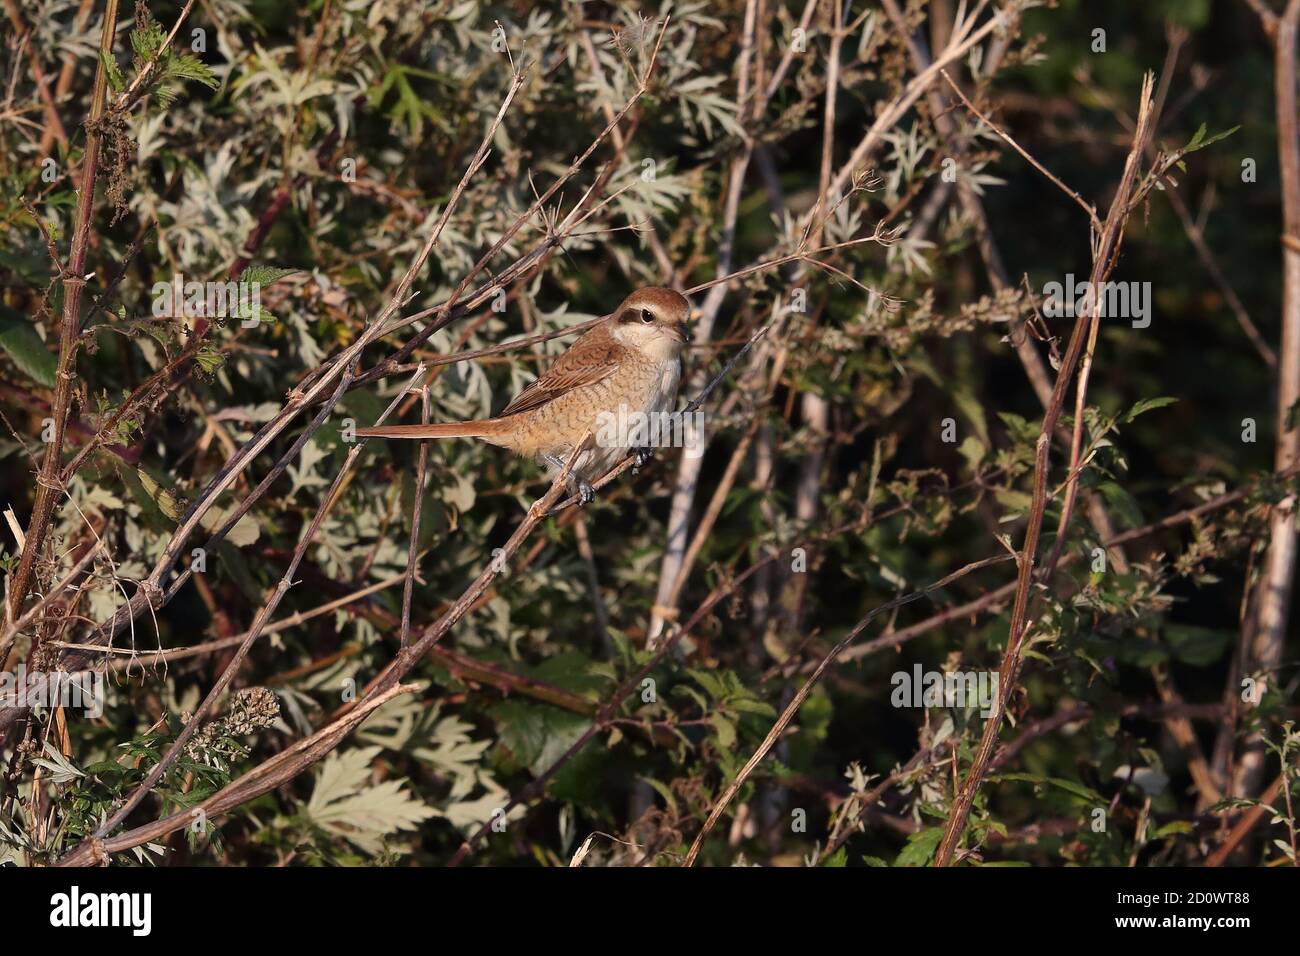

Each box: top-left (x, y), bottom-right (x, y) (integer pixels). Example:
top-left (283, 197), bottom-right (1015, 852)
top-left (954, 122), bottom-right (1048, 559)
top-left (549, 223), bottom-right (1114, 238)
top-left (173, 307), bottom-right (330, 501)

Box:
top-left (632, 447), bottom-right (653, 474)
top-left (542, 453), bottom-right (596, 505)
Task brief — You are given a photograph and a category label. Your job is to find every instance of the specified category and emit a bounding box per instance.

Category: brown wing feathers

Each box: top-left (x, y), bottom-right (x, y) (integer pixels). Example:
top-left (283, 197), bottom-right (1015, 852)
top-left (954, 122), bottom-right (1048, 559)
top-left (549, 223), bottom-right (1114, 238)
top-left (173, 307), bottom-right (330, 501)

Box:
top-left (498, 324), bottom-right (625, 417)
top-left (355, 324), bottom-right (626, 440)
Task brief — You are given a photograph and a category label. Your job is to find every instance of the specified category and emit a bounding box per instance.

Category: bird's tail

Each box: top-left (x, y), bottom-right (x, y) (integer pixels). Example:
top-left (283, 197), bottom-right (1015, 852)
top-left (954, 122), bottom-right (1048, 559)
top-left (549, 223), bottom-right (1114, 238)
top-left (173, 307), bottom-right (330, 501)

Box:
top-left (355, 419), bottom-right (506, 440)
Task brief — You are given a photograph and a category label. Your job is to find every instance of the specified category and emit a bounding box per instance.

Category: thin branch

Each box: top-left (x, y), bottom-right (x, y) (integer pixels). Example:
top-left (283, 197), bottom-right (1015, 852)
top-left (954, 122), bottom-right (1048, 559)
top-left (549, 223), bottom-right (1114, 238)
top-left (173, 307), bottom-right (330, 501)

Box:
top-left (940, 69), bottom-right (1101, 233)
top-left (683, 554), bottom-right (1014, 866)
top-left (8, 0), bottom-right (120, 621)
top-left (934, 73), bottom-right (1159, 866)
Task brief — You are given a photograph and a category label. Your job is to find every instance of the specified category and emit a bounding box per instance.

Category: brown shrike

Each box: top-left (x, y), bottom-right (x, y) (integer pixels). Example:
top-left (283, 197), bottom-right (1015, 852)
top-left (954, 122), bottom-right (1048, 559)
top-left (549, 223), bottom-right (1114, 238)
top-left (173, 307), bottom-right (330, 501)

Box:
top-left (356, 287), bottom-right (692, 503)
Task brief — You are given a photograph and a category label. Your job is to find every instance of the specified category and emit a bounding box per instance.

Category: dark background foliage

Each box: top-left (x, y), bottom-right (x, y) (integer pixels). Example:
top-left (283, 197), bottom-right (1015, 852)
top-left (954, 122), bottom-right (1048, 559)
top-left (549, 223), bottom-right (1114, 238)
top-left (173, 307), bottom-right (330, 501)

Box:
top-left (0, 0), bottom-right (1296, 867)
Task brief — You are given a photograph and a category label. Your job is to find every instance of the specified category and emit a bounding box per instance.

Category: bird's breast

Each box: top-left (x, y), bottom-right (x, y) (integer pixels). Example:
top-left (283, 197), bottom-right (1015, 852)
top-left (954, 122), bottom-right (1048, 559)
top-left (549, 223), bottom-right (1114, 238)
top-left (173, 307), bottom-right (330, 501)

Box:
top-left (644, 358), bottom-right (681, 416)
top-left (508, 357), bottom-right (682, 459)
top-left (595, 356), bottom-right (680, 418)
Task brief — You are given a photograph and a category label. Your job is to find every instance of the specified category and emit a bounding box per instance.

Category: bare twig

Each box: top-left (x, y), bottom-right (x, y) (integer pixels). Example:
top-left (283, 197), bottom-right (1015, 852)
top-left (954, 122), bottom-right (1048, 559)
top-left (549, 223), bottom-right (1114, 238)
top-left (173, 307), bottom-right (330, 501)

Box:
top-left (940, 69), bottom-right (1101, 232)
top-left (684, 554), bottom-right (1014, 866)
top-left (934, 73), bottom-right (1158, 866)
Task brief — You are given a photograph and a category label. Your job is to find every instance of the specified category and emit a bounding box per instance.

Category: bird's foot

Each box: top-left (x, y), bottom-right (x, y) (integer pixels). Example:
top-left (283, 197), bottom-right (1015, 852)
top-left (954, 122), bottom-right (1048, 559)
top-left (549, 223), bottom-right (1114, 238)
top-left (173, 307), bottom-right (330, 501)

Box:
top-left (631, 447), bottom-right (654, 474)
top-left (542, 453), bottom-right (594, 505)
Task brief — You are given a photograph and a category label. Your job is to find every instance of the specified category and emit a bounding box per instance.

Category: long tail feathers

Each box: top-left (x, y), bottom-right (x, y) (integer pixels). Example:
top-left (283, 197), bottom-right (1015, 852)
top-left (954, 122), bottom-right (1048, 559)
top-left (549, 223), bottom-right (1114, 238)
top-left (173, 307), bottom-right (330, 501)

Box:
top-left (355, 420), bottom-right (500, 440)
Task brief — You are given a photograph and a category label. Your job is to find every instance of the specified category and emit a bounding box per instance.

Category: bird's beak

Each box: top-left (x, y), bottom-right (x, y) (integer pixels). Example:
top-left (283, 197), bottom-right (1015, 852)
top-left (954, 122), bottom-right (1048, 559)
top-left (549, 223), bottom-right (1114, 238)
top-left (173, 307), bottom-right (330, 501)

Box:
top-left (676, 320), bottom-right (692, 343)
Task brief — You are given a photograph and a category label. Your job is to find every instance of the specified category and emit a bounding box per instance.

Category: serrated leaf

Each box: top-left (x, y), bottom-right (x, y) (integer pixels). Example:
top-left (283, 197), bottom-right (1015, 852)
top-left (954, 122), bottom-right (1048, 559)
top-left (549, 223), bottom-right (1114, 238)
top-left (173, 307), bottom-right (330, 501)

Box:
top-left (166, 52), bottom-right (218, 90)
top-left (194, 345), bottom-right (224, 374)
top-left (895, 826), bottom-right (943, 866)
top-left (32, 742), bottom-right (84, 784)
top-left (131, 22), bottom-right (166, 62)
top-left (489, 701), bottom-right (591, 777)
top-left (239, 265), bottom-right (297, 287)
top-left (306, 746), bottom-right (436, 855)
top-left (100, 51), bottom-right (126, 93)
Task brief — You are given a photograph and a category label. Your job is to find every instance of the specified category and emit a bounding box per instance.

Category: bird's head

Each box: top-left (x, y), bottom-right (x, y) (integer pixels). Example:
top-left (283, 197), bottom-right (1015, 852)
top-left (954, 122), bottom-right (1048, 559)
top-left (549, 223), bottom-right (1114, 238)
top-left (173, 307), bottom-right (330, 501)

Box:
top-left (610, 287), bottom-right (692, 359)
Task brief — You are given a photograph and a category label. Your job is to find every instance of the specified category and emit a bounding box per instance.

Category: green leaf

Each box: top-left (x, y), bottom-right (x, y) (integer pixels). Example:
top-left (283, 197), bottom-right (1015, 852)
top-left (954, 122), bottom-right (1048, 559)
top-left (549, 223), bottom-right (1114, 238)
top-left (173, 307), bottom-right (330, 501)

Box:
top-left (712, 713), bottom-right (736, 750)
top-left (729, 697), bottom-right (777, 718)
top-left (530, 652), bottom-right (606, 695)
top-left (1164, 624), bottom-right (1231, 667)
top-left (688, 668), bottom-right (728, 701)
top-left (166, 52), bottom-right (218, 90)
top-left (130, 20), bottom-right (166, 62)
top-left (0, 315), bottom-right (57, 387)
top-left (370, 65), bottom-right (446, 137)
top-left (994, 487), bottom-right (1034, 518)
top-left (895, 826), bottom-right (944, 867)
top-left (194, 345), bottom-right (224, 374)
top-left (489, 701), bottom-right (592, 777)
top-left (100, 51), bottom-right (126, 93)
top-left (1122, 396), bottom-right (1177, 423)
top-left (1181, 123), bottom-right (1239, 156)
top-left (993, 772), bottom-right (1103, 803)
top-left (997, 411), bottom-right (1039, 444)
top-left (31, 742), bottom-right (84, 784)
top-left (239, 265), bottom-right (297, 287)
top-left (958, 435), bottom-right (987, 473)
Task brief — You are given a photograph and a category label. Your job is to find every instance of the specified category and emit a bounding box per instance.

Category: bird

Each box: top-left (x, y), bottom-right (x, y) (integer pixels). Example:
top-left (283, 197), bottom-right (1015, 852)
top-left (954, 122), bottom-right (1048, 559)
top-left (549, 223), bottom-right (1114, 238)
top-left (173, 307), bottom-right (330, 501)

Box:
top-left (356, 287), bottom-right (692, 504)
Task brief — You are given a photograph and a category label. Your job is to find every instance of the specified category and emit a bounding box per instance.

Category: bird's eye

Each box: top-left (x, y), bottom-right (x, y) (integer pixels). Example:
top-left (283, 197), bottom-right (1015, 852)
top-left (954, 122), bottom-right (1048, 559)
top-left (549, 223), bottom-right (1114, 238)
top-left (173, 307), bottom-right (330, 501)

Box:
top-left (640, 309), bottom-right (654, 323)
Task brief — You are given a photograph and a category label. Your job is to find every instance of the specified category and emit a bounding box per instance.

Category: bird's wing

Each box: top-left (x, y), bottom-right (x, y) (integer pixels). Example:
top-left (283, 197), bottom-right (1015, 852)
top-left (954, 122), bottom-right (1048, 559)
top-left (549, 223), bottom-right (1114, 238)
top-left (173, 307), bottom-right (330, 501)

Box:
top-left (499, 323), bottom-right (626, 417)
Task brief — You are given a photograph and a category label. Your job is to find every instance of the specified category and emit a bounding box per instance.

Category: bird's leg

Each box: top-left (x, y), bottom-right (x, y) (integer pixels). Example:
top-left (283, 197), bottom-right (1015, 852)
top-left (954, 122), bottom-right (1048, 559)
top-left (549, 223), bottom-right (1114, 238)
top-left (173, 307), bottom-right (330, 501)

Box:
top-left (631, 446), bottom-right (654, 473)
top-left (543, 454), bottom-right (595, 506)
